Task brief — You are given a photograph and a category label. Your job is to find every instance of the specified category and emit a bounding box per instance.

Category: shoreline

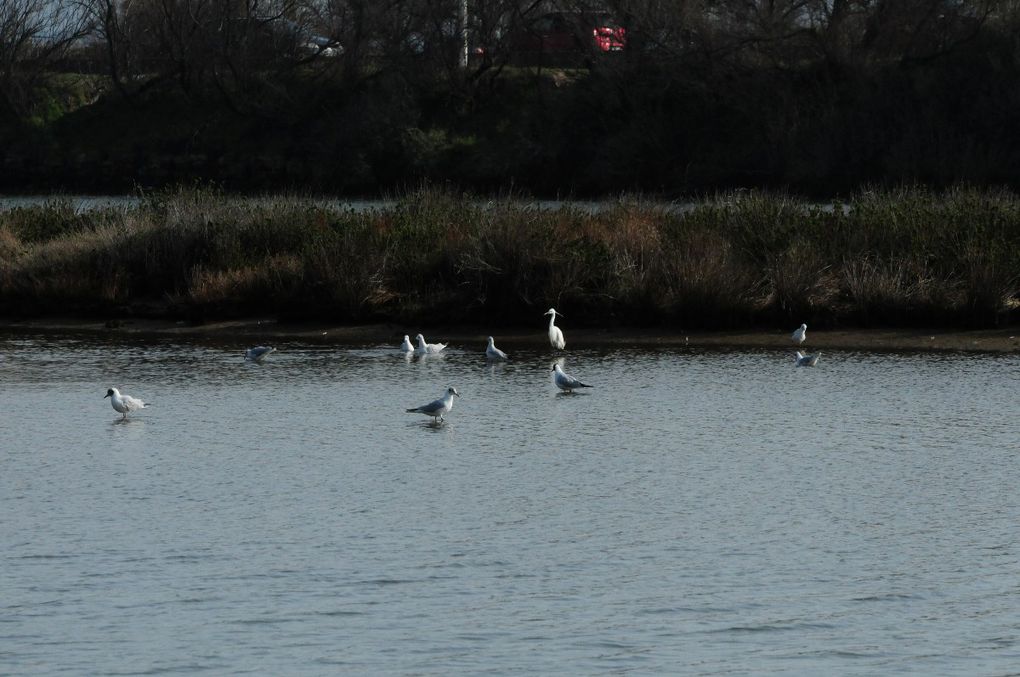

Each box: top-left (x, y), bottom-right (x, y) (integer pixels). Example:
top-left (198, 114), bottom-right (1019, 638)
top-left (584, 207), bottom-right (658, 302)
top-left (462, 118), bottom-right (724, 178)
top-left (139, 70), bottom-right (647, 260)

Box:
top-left (2, 317), bottom-right (1019, 353)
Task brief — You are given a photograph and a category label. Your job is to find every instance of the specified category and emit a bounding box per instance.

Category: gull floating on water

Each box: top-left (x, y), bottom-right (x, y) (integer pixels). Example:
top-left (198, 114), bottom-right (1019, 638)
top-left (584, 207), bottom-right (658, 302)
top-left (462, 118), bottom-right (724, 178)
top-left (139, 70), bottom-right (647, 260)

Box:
top-left (399, 335), bottom-right (414, 353)
top-left (406, 387), bottom-right (460, 423)
top-left (795, 350), bottom-right (820, 367)
top-left (791, 323), bottom-right (807, 344)
top-left (104, 387), bottom-right (148, 418)
top-left (415, 334), bottom-right (447, 355)
top-left (545, 308), bottom-right (566, 350)
top-left (551, 363), bottom-right (591, 393)
top-left (244, 346), bottom-right (276, 362)
top-left (485, 336), bottom-right (508, 361)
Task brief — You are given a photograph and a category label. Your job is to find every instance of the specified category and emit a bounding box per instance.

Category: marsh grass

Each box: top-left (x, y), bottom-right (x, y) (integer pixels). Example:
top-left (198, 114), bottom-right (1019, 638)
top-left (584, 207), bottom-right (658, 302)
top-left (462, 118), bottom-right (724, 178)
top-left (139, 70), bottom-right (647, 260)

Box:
top-left (1, 186), bottom-right (1018, 328)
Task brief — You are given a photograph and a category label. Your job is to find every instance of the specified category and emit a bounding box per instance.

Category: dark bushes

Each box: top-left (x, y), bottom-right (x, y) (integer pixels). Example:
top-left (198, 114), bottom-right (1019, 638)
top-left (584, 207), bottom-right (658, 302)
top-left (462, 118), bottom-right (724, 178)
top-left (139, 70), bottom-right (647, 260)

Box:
top-left (0, 187), bottom-right (1017, 328)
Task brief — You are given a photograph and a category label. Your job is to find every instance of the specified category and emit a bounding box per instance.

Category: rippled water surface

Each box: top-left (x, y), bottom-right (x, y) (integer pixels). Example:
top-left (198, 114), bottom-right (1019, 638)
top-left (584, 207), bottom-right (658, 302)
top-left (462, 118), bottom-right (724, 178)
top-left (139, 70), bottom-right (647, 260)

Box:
top-left (2, 334), bottom-right (1019, 675)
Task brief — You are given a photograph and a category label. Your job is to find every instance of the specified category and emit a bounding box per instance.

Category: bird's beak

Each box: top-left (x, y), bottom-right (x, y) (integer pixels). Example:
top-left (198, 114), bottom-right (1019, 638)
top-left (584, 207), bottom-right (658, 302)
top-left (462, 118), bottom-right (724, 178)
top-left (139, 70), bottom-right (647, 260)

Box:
top-left (104, 393), bottom-right (110, 398)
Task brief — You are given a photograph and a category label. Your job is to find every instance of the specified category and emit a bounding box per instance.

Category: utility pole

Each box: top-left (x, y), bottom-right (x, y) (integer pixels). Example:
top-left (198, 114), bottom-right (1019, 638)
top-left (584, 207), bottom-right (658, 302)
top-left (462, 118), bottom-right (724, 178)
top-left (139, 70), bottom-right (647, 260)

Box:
top-left (459, 0), bottom-right (469, 68)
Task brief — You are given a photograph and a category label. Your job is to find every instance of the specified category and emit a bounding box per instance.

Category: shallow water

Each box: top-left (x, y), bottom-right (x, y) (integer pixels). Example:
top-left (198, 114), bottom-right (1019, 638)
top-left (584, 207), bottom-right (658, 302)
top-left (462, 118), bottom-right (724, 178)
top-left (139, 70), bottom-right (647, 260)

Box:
top-left (1, 334), bottom-right (1019, 675)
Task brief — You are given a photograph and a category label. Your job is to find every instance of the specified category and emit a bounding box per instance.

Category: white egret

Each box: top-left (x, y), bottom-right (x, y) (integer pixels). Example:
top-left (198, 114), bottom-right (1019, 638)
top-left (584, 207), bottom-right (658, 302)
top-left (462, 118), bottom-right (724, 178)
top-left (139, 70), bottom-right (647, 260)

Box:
top-left (791, 323), bottom-right (807, 344)
top-left (406, 387), bottom-right (460, 423)
top-left (551, 363), bottom-right (591, 393)
top-left (485, 336), bottom-right (508, 361)
top-left (104, 387), bottom-right (148, 418)
top-left (244, 346), bottom-right (276, 362)
top-left (545, 308), bottom-right (566, 349)
top-left (415, 334), bottom-right (447, 355)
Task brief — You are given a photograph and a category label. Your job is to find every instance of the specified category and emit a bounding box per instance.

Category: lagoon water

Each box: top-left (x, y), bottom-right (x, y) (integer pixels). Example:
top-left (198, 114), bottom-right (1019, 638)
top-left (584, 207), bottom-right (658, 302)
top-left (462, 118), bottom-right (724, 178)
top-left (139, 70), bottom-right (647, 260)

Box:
top-left (1, 334), bottom-right (1019, 675)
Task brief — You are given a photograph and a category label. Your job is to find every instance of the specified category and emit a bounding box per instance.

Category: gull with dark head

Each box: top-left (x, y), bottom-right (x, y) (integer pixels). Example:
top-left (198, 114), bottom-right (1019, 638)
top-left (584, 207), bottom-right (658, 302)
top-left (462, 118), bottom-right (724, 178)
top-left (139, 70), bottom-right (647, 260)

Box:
top-left (104, 387), bottom-right (148, 418)
top-left (415, 333), bottom-right (447, 355)
top-left (406, 387), bottom-right (460, 423)
top-left (551, 363), bottom-right (591, 393)
top-left (485, 336), bottom-right (508, 361)
top-left (545, 308), bottom-right (566, 350)
top-left (244, 346), bottom-right (276, 362)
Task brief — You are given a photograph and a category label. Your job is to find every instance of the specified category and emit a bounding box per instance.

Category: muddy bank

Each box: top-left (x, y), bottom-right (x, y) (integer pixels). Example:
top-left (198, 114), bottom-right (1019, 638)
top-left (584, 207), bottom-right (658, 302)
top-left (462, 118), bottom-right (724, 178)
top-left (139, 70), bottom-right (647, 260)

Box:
top-left (2, 317), bottom-right (1018, 353)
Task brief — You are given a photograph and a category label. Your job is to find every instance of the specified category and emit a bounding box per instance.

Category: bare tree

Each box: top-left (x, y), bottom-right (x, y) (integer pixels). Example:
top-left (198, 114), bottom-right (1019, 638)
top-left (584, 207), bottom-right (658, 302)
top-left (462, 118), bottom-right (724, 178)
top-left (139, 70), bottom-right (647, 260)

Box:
top-left (0, 0), bottom-right (91, 118)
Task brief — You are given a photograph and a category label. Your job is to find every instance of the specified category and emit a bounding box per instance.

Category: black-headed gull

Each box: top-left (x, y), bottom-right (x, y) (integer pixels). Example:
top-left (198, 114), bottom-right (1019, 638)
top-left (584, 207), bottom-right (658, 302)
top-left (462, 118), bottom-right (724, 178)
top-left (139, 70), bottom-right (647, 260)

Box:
top-left (406, 387), bottom-right (460, 422)
top-left (791, 324), bottom-right (807, 344)
top-left (545, 308), bottom-right (566, 350)
top-left (415, 333), bottom-right (447, 355)
top-left (551, 363), bottom-right (591, 392)
top-left (104, 387), bottom-right (148, 418)
top-left (244, 346), bottom-right (276, 362)
top-left (485, 336), bottom-right (508, 361)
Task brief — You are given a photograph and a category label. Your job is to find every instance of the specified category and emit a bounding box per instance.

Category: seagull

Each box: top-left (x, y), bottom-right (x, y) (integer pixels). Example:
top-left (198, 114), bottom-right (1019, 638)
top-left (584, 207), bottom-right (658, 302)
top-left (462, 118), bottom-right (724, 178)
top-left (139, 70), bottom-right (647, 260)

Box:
top-left (415, 334), bottom-right (447, 355)
top-left (399, 335), bottom-right (414, 353)
top-left (545, 308), bottom-right (566, 350)
top-left (551, 363), bottom-right (591, 393)
top-left (485, 336), bottom-right (508, 361)
top-left (244, 346), bottom-right (276, 362)
top-left (406, 387), bottom-right (460, 423)
top-left (104, 387), bottom-right (148, 418)
top-left (795, 350), bottom-right (820, 367)
top-left (791, 323), bottom-right (807, 344)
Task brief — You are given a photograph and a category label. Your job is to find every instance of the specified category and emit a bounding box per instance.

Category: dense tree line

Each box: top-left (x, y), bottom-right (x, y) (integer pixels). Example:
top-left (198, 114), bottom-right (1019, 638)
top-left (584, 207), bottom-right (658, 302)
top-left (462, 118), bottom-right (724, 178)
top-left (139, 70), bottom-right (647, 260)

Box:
top-left (1, 0), bottom-right (1019, 195)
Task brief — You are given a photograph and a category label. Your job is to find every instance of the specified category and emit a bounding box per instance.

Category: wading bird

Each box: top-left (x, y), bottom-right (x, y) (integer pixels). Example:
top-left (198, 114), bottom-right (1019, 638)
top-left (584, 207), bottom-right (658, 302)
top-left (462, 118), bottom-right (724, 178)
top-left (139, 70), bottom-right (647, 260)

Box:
top-left (485, 336), bottom-right (508, 361)
top-left (791, 324), bottom-right (807, 344)
top-left (406, 387), bottom-right (460, 423)
top-left (104, 387), bottom-right (148, 419)
top-left (794, 351), bottom-right (820, 367)
top-left (545, 308), bottom-right (566, 350)
top-left (551, 363), bottom-right (591, 393)
top-left (415, 334), bottom-right (447, 355)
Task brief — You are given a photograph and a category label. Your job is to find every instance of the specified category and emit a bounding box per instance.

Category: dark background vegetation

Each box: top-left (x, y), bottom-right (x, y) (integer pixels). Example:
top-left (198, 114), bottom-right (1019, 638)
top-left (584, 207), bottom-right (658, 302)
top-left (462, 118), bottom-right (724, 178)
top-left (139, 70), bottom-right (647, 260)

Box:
top-left (2, 0), bottom-right (1020, 197)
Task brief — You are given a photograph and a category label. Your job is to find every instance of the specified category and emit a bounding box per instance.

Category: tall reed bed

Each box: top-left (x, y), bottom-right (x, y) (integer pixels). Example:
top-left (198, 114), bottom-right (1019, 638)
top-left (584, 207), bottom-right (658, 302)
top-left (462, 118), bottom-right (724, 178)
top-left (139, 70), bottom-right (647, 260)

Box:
top-left (0, 186), bottom-right (1017, 327)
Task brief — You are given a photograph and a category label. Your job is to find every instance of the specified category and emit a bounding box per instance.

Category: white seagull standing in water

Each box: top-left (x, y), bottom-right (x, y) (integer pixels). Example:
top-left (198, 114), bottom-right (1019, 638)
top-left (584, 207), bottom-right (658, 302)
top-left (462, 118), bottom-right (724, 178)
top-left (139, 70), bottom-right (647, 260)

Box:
top-left (551, 364), bottom-right (591, 393)
top-left (104, 387), bottom-right (148, 418)
top-left (406, 387), bottom-right (460, 423)
top-left (485, 336), bottom-right (508, 361)
top-left (545, 308), bottom-right (566, 350)
top-left (415, 334), bottom-right (447, 355)
top-left (399, 335), bottom-right (414, 353)
top-left (794, 351), bottom-right (820, 367)
top-left (244, 346), bottom-right (276, 362)
top-left (791, 323), bottom-right (807, 344)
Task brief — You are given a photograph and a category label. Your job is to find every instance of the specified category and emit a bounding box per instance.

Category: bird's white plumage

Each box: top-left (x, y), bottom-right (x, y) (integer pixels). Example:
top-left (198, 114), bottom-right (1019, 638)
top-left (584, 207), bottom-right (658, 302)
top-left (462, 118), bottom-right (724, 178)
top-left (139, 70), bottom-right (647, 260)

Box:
top-left (406, 387), bottom-right (460, 422)
top-left (415, 334), bottom-right (447, 355)
top-left (485, 336), bottom-right (508, 361)
top-left (792, 324), bottom-right (807, 344)
top-left (551, 363), bottom-right (591, 392)
top-left (244, 346), bottom-right (276, 362)
top-left (105, 387), bottom-right (147, 418)
top-left (794, 350), bottom-right (820, 367)
top-left (399, 335), bottom-right (414, 353)
top-left (545, 308), bottom-right (566, 350)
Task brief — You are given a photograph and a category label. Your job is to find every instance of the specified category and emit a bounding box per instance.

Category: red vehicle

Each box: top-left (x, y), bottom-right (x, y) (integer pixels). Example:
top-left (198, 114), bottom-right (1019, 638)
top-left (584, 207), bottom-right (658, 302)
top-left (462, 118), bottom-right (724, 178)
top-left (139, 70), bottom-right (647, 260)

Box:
top-left (511, 11), bottom-right (626, 67)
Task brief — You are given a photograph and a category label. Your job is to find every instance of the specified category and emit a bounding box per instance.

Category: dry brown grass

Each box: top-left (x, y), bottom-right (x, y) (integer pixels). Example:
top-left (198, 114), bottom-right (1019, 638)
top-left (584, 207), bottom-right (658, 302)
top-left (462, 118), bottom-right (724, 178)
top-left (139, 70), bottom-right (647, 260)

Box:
top-left (1, 186), bottom-right (1018, 328)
